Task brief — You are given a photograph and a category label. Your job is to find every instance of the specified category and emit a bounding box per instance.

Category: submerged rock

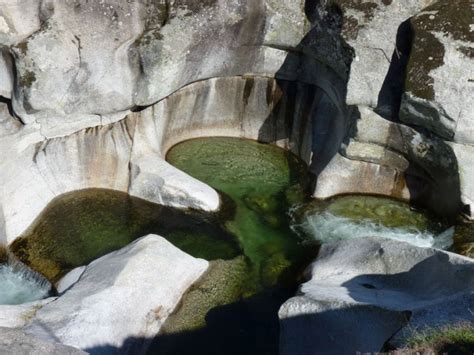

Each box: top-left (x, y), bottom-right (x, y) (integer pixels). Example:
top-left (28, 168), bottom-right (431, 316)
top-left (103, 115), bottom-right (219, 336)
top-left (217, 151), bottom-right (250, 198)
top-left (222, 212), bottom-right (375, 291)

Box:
top-left (24, 235), bottom-right (208, 354)
top-left (279, 237), bottom-right (474, 355)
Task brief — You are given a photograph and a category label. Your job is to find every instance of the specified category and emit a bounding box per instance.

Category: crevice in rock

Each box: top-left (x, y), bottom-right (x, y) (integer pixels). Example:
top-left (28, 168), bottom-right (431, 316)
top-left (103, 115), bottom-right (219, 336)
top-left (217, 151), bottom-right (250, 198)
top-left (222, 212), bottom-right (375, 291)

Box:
top-left (0, 96), bottom-right (15, 119)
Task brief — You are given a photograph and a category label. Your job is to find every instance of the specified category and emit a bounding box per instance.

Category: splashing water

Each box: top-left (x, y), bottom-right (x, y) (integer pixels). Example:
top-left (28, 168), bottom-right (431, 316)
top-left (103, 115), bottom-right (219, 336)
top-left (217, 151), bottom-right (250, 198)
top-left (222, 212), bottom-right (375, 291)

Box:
top-left (0, 259), bottom-right (51, 305)
top-left (296, 211), bottom-right (454, 249)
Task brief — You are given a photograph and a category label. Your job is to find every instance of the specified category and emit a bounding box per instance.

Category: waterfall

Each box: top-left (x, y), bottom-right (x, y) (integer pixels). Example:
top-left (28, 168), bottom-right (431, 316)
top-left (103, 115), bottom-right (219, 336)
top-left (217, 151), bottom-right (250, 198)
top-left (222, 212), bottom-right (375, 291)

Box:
top-left (0, 250), bottom-right (52, 305)
top-left (294, 211), bottom-right (454, 249)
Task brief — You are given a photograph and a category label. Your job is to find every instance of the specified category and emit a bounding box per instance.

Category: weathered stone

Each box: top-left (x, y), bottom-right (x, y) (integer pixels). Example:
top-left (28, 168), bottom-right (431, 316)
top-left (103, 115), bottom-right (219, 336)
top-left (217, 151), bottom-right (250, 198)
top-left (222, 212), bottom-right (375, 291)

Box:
top-left (2, 0), bottom-right (313, 136)
top-left (0, 327), bottom-right (86, 355)
top-left (279, 237), bottom-right (474, 354)
top-left (0, 1), bottom-right (41, 46)
top-left (400, 0), bottom-right (474, 144)
top-left (25, 235), bottom-right (208, 354)
top-left (338, 0), bottom-right (434, 110)
top-left (343, 141), bottom-right (409, 170)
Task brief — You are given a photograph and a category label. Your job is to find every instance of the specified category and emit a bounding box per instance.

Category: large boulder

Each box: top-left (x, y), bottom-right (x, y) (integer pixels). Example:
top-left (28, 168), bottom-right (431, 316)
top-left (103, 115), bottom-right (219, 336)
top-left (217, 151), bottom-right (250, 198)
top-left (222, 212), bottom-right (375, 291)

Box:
top-left (279, 237), bottom-right (474, 355)
top-left (400, 0), bottom-right (473, 144)
top-left (24, 234), bottom-right (208, 354)
top-left (315, 106), bottom-right (465, 219)
top-left (1, 0), bottom-right (308, 136)
top-left (0, 327), bottom-right (86, 355)
top-left (335, 0), bottom-right (434, 113)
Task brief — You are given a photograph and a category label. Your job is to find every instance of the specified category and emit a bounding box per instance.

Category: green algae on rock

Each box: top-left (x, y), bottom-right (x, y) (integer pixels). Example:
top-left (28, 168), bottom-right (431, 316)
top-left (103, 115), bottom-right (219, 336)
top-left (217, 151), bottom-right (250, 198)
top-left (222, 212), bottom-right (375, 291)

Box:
top-left (11, 189), bottom-right (240, 283)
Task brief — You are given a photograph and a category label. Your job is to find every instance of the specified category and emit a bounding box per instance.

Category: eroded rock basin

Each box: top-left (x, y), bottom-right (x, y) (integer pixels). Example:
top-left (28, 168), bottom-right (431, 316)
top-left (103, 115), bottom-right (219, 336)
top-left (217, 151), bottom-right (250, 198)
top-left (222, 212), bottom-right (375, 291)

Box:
top-left (5, 137), bottom-right (473, 353)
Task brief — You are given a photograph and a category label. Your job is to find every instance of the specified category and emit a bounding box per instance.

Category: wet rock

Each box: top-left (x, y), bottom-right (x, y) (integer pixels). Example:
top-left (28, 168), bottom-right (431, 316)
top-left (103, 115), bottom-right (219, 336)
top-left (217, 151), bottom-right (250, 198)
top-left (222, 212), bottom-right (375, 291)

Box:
top-left (25, 235), bottom-right (208, 354)
top-left (0, 327), bottom-right (86, 355)
top-left (279, 237), bottom-right (474, 355)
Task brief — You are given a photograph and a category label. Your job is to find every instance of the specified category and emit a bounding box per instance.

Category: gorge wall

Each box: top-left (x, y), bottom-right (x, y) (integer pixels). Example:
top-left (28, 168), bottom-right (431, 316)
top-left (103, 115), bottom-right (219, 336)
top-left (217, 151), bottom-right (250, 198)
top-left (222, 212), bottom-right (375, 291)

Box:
top-left (0, 0), bottom-right (472, 245)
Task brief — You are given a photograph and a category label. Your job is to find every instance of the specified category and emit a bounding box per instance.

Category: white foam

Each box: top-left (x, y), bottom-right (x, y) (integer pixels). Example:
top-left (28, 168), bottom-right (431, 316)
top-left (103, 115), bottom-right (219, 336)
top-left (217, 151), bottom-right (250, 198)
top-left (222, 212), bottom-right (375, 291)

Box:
top-left (296, 211), bottom-right (454, 249)
top-left (0, 261), bottom-right (51, 305)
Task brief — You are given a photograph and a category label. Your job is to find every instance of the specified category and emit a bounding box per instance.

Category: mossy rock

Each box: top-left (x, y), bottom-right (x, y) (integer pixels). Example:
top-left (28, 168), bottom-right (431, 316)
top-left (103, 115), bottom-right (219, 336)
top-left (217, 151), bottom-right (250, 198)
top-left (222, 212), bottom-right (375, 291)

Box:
top-left (159, 256), bottom-right (250, 333)
top-left (405, 0), bottom-right (471, 100)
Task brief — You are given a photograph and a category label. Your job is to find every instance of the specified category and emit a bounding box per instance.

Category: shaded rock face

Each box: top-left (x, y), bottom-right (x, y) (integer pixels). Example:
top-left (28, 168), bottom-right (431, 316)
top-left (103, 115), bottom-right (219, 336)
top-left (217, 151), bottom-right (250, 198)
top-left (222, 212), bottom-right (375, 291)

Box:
top-left (311, 0), bottom-right (473, 219)
top-left (279, 237), bottom-right (474, 355)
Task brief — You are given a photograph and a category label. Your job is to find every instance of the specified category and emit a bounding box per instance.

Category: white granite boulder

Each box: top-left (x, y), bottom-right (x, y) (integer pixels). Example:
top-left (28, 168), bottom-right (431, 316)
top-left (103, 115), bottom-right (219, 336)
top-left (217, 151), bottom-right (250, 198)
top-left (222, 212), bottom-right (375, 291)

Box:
top-left (24, 234), bottom-right (208, 354)
top-left (279, 237), bottom-right (474, 355)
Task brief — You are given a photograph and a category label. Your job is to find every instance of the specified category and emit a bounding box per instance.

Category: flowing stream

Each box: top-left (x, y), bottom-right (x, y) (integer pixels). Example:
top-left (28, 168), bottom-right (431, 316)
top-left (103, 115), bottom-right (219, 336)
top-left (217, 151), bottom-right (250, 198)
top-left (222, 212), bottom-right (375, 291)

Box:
top-left (290, 195), bottom-right (455, 250)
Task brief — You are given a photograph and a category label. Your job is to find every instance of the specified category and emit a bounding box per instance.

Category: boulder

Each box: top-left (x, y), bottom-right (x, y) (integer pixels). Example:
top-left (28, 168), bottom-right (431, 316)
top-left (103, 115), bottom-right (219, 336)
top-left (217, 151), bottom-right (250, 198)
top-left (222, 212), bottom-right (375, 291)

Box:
top-left (400, 0), bottom-right (473, 144)
top-left (316, 106), bottom-right (465, 219)
top-left (25, 234), bottom-right (208, 354)
top-left (1, 0), bottom-right (309, 136)
top-left (333, 0), bottom-right (434, 113)
top-left (279, 237), bottom-right (474, 355)
top-left (0, 327), bottom-right (86, 355)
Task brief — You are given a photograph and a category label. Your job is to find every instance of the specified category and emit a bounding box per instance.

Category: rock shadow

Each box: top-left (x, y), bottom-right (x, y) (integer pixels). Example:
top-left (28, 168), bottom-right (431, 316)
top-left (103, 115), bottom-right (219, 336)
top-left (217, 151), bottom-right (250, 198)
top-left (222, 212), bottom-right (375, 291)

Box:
top-left (375, 19), bottom-right (414, 122)
top-left (373, 15), bottom-right (464, 220)
top-left (257, 1), bottom-right (353, 190)
top-left (279, 253), bottom-right (473, 355)
top-left (83, 285), bottom-right (299, 355)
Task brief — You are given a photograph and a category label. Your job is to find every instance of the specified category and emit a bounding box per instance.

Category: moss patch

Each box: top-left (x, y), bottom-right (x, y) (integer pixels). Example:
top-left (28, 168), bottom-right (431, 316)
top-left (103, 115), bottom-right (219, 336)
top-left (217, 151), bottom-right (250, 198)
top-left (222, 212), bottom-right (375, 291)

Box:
top-left (19, 70), bottom-right (36, 89)
top-left (403, 323), bottom-right (474, 354)
top-left (11, 189), bottom-right (239, 283)
top-left (405, 0), bottom-right (471, 100)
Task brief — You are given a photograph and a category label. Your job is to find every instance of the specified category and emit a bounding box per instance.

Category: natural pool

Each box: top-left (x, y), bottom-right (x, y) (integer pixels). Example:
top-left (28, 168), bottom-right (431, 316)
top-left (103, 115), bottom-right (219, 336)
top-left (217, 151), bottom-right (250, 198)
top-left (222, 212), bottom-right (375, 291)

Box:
top-left (11, 189), bottom-right (240, 283)
top-left (5, 136), bottom-right (472, 353)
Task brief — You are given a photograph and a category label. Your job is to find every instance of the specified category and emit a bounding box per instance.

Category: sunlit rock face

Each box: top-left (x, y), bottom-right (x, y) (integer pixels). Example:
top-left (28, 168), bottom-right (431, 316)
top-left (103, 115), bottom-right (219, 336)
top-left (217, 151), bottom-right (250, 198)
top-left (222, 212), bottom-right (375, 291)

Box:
top-left (0, 0), bottom-right (308, 137)
top-left (0, 327), bottom-right (86, 355)
top-left (25, 235), bottom-right (208, 353)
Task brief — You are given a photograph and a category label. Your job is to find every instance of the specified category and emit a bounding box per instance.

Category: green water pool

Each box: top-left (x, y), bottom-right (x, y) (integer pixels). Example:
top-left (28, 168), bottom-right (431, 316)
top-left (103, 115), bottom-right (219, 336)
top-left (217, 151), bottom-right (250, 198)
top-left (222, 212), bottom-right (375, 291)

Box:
top-left (166, 137), bottom-right (313, 294)
top-left (9, 136), bottom-right (472, 354)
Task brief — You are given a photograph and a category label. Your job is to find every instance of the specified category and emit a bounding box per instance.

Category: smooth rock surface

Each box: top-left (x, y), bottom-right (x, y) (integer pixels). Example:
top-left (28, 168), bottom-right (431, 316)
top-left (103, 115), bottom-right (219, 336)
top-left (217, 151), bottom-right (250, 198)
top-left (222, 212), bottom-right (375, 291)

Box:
top-left (279, 237), bottom-right (474, 355)
top-left (0, 327), bottom-right (86, 355)
top-left (56, 266), bottom-right (86, 295)
top-left (25, 235), bottom-right (208, 354)
top-left (1, 76), bottom-right (321, 244)
top-left (0, 298), bottom-right (55, 329)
